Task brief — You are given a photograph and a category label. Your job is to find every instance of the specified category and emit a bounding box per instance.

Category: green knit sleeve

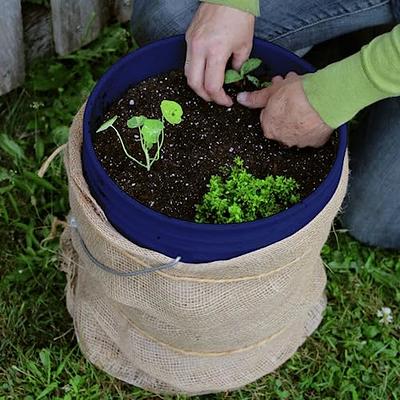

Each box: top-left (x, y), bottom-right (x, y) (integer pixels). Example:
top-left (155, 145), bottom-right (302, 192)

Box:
top-left (200, 0), bottom-right (260, 16)
top-left (303, 24), bottom-right (400, 129)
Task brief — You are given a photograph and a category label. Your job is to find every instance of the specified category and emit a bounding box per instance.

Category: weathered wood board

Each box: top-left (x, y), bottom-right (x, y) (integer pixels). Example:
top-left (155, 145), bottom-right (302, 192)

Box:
top-left (50, 0), bottom-right (110, 56)
top-left (23, 3), bottom-right (54, 63)
top-left (0, 0), bottom-right (25, 95)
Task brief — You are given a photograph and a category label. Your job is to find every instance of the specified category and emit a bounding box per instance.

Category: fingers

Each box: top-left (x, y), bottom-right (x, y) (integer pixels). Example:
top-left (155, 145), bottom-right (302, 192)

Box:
top-left (185, 41), bottom-right (212, 102)
top-left (260, 109), bottom-right (295, 147)
top-left (237, 88), bottom-right (272, 109)
top-left (285, 71), bottom-right (298, 80)
top-left (231, 46), bottom-right (251, 71)
top-left (259, 108), bottom-right (274, 141)
top-left (185, 37), bottom-right (232, 105)
top-left (184, 1), bottom-right (255, 106)
top-left (272, 75), bottom-right (283, 84)
top-left (204, 54), bottom-right (233, 106)
top-left (237, 73), bottom-right (287, 109)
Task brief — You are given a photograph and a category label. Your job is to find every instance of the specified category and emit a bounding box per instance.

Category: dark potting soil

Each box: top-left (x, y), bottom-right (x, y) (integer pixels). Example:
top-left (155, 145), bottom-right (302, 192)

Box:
top-left (93, 70), bottom-right (338, 222)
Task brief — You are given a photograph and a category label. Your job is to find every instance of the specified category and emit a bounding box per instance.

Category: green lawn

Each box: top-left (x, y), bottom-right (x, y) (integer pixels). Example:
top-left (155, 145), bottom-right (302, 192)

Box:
top-left (0, 24), bottom-right (399, 400)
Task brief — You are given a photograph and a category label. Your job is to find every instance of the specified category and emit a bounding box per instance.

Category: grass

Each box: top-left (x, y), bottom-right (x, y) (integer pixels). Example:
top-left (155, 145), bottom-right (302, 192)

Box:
top-left (0, 24), bottom-right (399, 400)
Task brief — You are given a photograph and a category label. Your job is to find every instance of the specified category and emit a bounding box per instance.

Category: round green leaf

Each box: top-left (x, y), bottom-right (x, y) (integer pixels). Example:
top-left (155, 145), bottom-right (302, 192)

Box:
top-left (127, 115), bottom-right (146, 129)
top-left (240, 58), bottom-right (262, 76)
top-left (224, 69), bottom-right (242, 84)
top-left (96, 116), bottom-right (118, 132)
top-left (160, 100), bottom-right (183, 125)
top-left (141, 119), bottom-right (164, 149)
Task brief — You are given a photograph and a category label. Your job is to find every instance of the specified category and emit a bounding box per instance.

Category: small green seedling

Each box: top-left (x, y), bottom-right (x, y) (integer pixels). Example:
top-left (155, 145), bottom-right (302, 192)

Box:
top-left (224, 58), bottom-right (271, 88)
top-left (96, 100), bottom-right (183, 171)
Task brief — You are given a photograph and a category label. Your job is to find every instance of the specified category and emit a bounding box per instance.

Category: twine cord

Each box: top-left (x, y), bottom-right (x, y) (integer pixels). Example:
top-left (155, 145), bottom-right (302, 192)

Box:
top-left (107, 305), bottom-right (288, 357)
top-left (37, 143), bottom-right (67, 178)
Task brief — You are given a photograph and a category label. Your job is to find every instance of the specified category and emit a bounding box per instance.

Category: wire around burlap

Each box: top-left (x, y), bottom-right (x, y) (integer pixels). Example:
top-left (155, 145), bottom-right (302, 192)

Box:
top-left (59, 105), bottom-right (349, 395)
top-left (68, 215), bottom-right (181, 277)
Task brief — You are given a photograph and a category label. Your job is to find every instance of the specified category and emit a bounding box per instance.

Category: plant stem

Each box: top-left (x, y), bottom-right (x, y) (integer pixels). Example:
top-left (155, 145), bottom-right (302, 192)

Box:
top-left (138, 127), bottom-right (151, 171)
top-left (159, 120), bottom-right (165, 157)
top-left (150, 128), bottom-right (164, 168)
top-left (155, 119), bottom-right (165, 161)
top-left (111, 125), bottom-right (147, 169)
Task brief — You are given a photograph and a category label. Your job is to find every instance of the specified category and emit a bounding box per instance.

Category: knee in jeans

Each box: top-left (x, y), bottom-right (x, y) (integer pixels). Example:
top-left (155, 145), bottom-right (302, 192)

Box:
top-left (341, 200), bottom-right (400, 250)
top-left (131, 0), bottom-right (198, 45)
top-left (391, 0), bottom-right (400, 22)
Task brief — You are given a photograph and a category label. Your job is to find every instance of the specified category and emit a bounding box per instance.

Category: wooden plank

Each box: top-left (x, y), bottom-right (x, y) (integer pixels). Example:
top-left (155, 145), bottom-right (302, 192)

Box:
top-left (113, 0), bottom-right (132, 23)
top-left (50, 0), bottom-right (110, 56)
top-left (0, 0), bottom-right (25, 95)
top-left (23, 3), bottom-right (54, 63)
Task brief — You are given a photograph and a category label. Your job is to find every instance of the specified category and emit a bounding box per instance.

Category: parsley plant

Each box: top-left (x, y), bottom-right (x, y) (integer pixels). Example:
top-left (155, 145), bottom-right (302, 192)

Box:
top-left (195, 157), bottom-right (300, 223)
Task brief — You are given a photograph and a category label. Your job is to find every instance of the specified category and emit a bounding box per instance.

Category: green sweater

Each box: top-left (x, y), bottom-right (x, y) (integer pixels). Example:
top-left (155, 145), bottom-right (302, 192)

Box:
top-left (201, 0), bottom-right (260, 16)
top-left (202, 0), bottom-right (400, 129)
top-left (303, 24), bottom-right (400, 128)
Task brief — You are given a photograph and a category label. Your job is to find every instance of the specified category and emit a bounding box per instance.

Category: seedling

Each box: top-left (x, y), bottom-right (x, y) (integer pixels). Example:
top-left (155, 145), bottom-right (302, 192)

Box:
top-left (224, 58), bottom-right (271, 88)
top-left (96, 100), bottom-right (183, 171)
top-left (195, 157), bottom-right (300, 223)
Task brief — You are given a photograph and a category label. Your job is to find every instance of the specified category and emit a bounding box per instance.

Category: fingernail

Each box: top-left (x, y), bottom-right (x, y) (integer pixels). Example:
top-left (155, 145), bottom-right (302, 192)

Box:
top-left (237, 92), bottom-right (248, 104)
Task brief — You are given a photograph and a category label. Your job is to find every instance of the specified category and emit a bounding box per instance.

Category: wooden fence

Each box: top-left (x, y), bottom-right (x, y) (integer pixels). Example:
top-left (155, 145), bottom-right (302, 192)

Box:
top-left (0, 0), bottom-right (133, 96)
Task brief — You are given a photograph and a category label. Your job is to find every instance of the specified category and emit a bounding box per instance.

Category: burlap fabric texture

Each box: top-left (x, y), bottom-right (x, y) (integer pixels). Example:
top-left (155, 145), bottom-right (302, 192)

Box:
top-left (60, 105), bottom-right (349, 395)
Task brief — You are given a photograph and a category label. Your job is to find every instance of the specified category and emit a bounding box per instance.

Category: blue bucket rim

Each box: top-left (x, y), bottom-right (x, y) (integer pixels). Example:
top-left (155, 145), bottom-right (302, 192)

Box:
top-left (83, 34), bottom-right (348, 231)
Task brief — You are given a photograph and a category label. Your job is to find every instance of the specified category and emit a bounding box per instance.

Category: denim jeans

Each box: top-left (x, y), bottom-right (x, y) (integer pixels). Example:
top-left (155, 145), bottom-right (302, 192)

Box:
top-left (131, 0), bottom-right (400, 249)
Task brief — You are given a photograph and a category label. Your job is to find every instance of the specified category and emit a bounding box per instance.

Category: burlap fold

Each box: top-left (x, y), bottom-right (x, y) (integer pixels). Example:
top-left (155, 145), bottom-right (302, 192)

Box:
top-left (60, 105), bottom-right (348, 395)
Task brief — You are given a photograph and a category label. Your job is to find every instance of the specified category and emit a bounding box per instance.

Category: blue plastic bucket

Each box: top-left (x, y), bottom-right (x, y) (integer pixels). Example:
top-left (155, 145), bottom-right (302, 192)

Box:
top-left (82, 35), bottom-right (347, 263)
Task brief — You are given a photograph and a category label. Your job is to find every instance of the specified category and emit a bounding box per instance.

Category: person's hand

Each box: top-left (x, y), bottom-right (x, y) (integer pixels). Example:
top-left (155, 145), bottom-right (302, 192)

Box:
top-left (237, 72), bottom-right (333, 148)
top-left (185, 3), bottom-right (255, 107)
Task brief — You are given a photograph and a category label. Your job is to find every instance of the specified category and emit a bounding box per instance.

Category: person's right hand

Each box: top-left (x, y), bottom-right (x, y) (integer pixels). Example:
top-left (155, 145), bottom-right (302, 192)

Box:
top-left (237, 72), bottom-right (333, 148)
top-left (185, 3), bottom-right (255, 107)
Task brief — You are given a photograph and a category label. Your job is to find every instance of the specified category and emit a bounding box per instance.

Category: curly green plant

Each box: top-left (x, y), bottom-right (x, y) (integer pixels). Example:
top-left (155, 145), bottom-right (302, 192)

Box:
top-left (96, 100), bottom-right (183, 171)
top-left (195, 157), bottom-right (300, 223)
top-left (224, 58), bottom-right (271, 88)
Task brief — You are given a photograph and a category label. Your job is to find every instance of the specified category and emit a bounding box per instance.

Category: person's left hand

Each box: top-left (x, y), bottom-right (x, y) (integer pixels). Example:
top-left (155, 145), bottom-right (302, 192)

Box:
top-left (237, 72), bottom-right (333, 148)
top-left (185, 3), bottom-right (255, 107)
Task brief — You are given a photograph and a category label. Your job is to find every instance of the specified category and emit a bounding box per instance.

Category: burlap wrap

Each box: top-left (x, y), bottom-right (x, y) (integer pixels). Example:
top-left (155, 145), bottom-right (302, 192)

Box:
top-left (60, 105), bottom-right (348, 395)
